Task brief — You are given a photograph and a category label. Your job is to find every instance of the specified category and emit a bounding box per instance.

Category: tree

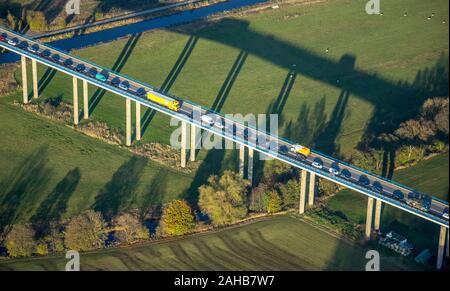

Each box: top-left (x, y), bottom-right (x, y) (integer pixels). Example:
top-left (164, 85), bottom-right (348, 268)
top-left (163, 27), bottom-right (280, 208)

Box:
top-left (35, 243), bottom-right (49, 255)
top-left (26, 11), bottom-right (47, 31)
top-left (64, 210), bottom-right (107, 251)
top-left (266, 191), bottom-right (282, 213)
top-left (5, 224), bottom-right (35, 258)
top-left (113, 213), bottom-right (149, 243)
top-left (262, 159), bottom-right (293, 185)
top-left (198, 170), bottom-right (249, 226)
top-left (158, 200), bottom-right (195, 236)
top-left (249, 183), bottom-right (270, 212)
top-left (277, 179), bottom-right (300, 208)
top-left (318, 178), bottom-right (339, 197)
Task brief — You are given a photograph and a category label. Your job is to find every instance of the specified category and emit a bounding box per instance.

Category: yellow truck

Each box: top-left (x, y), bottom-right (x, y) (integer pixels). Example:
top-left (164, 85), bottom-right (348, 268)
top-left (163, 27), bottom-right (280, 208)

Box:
top-left (147, 91), bottom-right (180, 112)
top-left (290, 144), bottom-right (311, 159)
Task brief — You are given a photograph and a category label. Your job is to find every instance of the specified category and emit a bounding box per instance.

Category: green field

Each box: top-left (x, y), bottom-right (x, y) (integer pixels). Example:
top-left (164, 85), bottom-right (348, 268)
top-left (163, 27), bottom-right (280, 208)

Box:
top-left (0, 99), bottom-right (194, 229)
top-left (328, 153), bottom-right (449, 253)
top-left (0, 215), bottom-right (425, 271)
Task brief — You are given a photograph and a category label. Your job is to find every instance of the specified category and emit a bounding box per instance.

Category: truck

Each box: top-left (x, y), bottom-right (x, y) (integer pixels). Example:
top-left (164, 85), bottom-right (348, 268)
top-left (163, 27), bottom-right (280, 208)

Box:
top-left (290, 144), bottom-right (311, 160)
top-left (147, 91), bottom-right (180, 112)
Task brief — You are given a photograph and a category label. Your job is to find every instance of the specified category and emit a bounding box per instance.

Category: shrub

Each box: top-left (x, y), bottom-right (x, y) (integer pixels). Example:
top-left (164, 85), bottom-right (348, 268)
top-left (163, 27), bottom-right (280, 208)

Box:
top-left (158, 200), bottom-right (195, 236)
top-left (5, 224), bottom-right (35, 258)
top-left (35, 243), bottom-right (49, 256)
top-left (113, 213), bottom-right (150, 243)
top-left (277, 179), bottom-right (300, 208)
top-left (249, 183), bottom-right (270, 212)
top-left (64, 210), bottom-right (108, 251)
top-left (266, 191), bottom-right (282, 213)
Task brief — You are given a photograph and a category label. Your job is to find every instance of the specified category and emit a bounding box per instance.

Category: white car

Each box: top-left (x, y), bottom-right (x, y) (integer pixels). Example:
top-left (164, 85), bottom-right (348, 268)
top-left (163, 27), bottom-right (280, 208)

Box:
top-left (312, 158), bottom-right (323, 169)
top-left (7, 38), bottom-right (18, 46)
top-left (443, 208), bottom-right (449, 219)
top-left (329, 167), bottom-right (339, 175)
top-left (201, 115), bottom-right (215, 126)
top-left (214, 118), bottom-right (225, 129)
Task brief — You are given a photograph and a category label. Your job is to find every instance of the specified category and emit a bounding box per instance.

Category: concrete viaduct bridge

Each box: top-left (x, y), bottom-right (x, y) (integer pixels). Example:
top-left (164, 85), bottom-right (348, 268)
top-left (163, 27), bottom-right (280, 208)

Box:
top-left (0, 26), bottom-right (448, 269)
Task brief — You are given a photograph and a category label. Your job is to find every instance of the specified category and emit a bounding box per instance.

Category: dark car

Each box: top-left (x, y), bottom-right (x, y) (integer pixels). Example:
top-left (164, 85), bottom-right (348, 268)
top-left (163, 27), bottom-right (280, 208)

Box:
top-left (63, 58), bottom-right (74, 67)
top-left (17, 41), bottom-right (28, 49)
top-left (28, 44), bottom-right (39, 53)
top-left (111, 77), bottom-right (120, 86)
top-left (372, 181), bottom-right (383, 193)
top-left (392, 190), bottom-right (404, 200)
top-left (358, 175), bottom-right (370, 187)
top-left (40, 49), bottom-right (51, 58)
top-left (341, 169), bottom-right (351, 180)
top-left (136, 87), bottom-right (146, 97)
top-left (407, 191), bottom-right (420, 201)
top-left (0, 33), bottom-right (7, 41)
top-left (51, 54), bottom-right (60, 63)
top-left (75, 63), bottom-right (86, 72)
top-left (279, 145), bottom-right (289, 154)
top-left (87, 68), bottom-right (98, 77)
top-left (119, 81), bottom-right (130, 91)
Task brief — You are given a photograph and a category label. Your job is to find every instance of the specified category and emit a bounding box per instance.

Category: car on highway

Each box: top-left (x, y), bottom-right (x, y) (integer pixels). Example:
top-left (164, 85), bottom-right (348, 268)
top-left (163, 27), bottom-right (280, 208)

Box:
top-left (51, 54), bottom-right (61, 63)
top-left (8, 37), bottom-right (18, 46)
top-left (329, 163), bottom-right (340, 175)
top-left (443, 208), bottom-right (449, 219)
top-left (111, 77), bottom-right (120, 86)
top-left (279, 145), bottom-right (289, 154)
top-left (372, 181), bottom-right (383, 193)
top-left (119, 81), bottom-right (130, 91)
top-left (63, 58), bottom-right (74, 67)
top-left (0, 33), bottom-right (7, 42)
top-left (358, 175), bottom-right (370, 187)
top-left (341, 169), bottom-right (351, 180)
top-left (312, 158), bottom-right (323, 169)
top-left (40, 49), bottom-right (51, 58)
top-left (87, 68), bottom-right (98, 77)
top-left (214, 118), bottom-right (225, 130)
top-left (0, 36), bottom-right (4, 42)
top-left (136, 87), bottom-right (146, 97)
top-left (201, 115), bottom-right (215, 126)
top-left (95, 73), bottom-right (107, 82)
top-left (17, 41), bottom-right (28, 49)
top-left (75, 63), bottom-right (86, 72)
top-left (392, 190), bottom-right (404, 200)
top-left (28, 44), bottom-right (39, 53)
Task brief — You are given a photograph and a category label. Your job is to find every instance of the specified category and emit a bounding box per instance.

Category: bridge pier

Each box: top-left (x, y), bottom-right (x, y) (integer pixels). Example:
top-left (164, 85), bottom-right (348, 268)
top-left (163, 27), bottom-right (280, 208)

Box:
top-left (365, 197), bottom-right (374, 241)
top-left (239, 144), bottom-right (245, 178)
top-left (32, 59), bottom-right (38, 99)
top-left (374, 199), bottom-right (382, 232)
top-left (21, 56), bottom-right (28, 104)
top-left (125, 98), bottom-right (131, 146)
top-left (83, 80), bottom-right (89, 119)
top-left (180, 121), bottom-right (187, 168)
top-left (248, 148), bottom-right (254, 185)
top-left (308, 173), bottom-right (316, 207)
top-left (299, 170), bottom-right (307, 214)
top-left (72, 77), bottom-right (79, 125)
top-left (190, 124), bottom-right (198, 162)
top-left (437, 225), bottom-right (448, 269)
top-left (135, 102), bottom-right (141, 141)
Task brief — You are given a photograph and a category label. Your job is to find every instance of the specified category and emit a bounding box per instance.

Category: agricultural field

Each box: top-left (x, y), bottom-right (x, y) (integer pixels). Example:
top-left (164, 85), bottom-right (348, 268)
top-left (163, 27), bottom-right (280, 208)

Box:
top-left (0, 215), bottom-right (425, 271)
top-left (328, 153), bottom-right (449, 254)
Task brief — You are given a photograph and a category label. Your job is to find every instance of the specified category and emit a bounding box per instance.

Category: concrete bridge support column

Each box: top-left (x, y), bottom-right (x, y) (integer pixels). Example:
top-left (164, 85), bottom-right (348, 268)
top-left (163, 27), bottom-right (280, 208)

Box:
top-left (32, 59), bottom-right (38, 99)
top-left (190, 124), bottom-right (198, 162)
top-left (180, 121), bottom-right (187, 168)
top-left (374, 199), bottom-right (382, 232)
top-left (436, 225), bottom-right (447, 270)
top-left (21, 56), bottom-right (28, 104)
top-left (299, 170), bottom-right (307, 214)
top-left (248, 148), bottom-right (254, 185)
top-left (83, 80), bottom-right (89, 119)
top-left (135, 102), bottom-right (141, 141)
top-left (239, 144), bottom-right (245, 178)
top-left (125, 98), bottom-right (131, 146)
top-left (308, 173), bottom-right (316, 207)
top-left (72, 77), bottom-right (79, 125)
top-left (365, 197), bottom-right (374, 241)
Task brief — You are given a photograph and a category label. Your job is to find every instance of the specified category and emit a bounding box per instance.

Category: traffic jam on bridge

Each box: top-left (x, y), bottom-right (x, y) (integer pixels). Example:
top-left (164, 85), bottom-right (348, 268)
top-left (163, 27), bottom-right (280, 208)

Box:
top-left (1, 29), bottom-right (448, 226)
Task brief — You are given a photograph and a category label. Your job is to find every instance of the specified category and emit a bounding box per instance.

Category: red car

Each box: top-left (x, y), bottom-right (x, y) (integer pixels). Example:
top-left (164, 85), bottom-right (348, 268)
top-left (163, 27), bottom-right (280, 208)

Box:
top-left (0, 36), bottom-right (5, 42)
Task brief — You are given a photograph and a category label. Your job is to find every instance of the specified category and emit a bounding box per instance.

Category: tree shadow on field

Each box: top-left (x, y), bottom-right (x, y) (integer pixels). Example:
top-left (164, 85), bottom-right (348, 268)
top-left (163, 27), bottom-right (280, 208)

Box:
top-left (139, 169), bottom-right (169, 219)
top-left (88, 32), bottom-right (142, 116)
top-left (31, 167), bottom-right (81, 237)
top-left (93, 156), bottom-right (147, 220)
top-left (0, 146), bottom-right (52, 232)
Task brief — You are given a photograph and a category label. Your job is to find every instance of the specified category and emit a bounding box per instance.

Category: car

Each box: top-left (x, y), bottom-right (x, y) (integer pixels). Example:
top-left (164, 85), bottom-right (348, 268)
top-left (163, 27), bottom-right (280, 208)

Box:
top-left (110, 77), bottom-right (120, 86)
top-left (392, 190), bottom-right (404, 200)
top-left (341, 169), bottom-right (351, 180)
top-left (279, 145), bottom-right (289, 154)
top-left (290, 144), bottom-right (311, 159)
top-left (8, 37), bottom-right (18, 46)
top-left (312, 158), bottom-right (323, 169)
top-left (136, 87), bottom-right (146, 97)
top-left (28, 44), bottom-right (39, 53)
top-left (372, 181), bottom-right (383, 193)
top-left (214, 118), bottom-right (225, 130)
top-left (95, 73), bottom-right (107, 82)
top-left (407, 191), bottom-right (420, 201)
top-left (51, 54), bottom-right (60, 63)
top-left (17, 41), bottom-right (28, 49)
top-left (0, 36), bottom-right (4, 42)
top-left (0, 33), bottom-right (7, 42)
top-left (443, 208), bottom-right (449, 219)
top-left (87, 68), bottom-right (98, 77)
top-left (119, 81), bottom-right (130, 90)
top-left (201, 115), bottom-right (215, 126)
top-left (75, 63), bottom-right (86, 72)
top-left (358, 175), bottom-right (370, 187)
top-left (329, 163), bottom-right (340, 175)
top-left (63, 58), bottom-right (74, 67)
top-left (40, 49), bottom-right (51, 58)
